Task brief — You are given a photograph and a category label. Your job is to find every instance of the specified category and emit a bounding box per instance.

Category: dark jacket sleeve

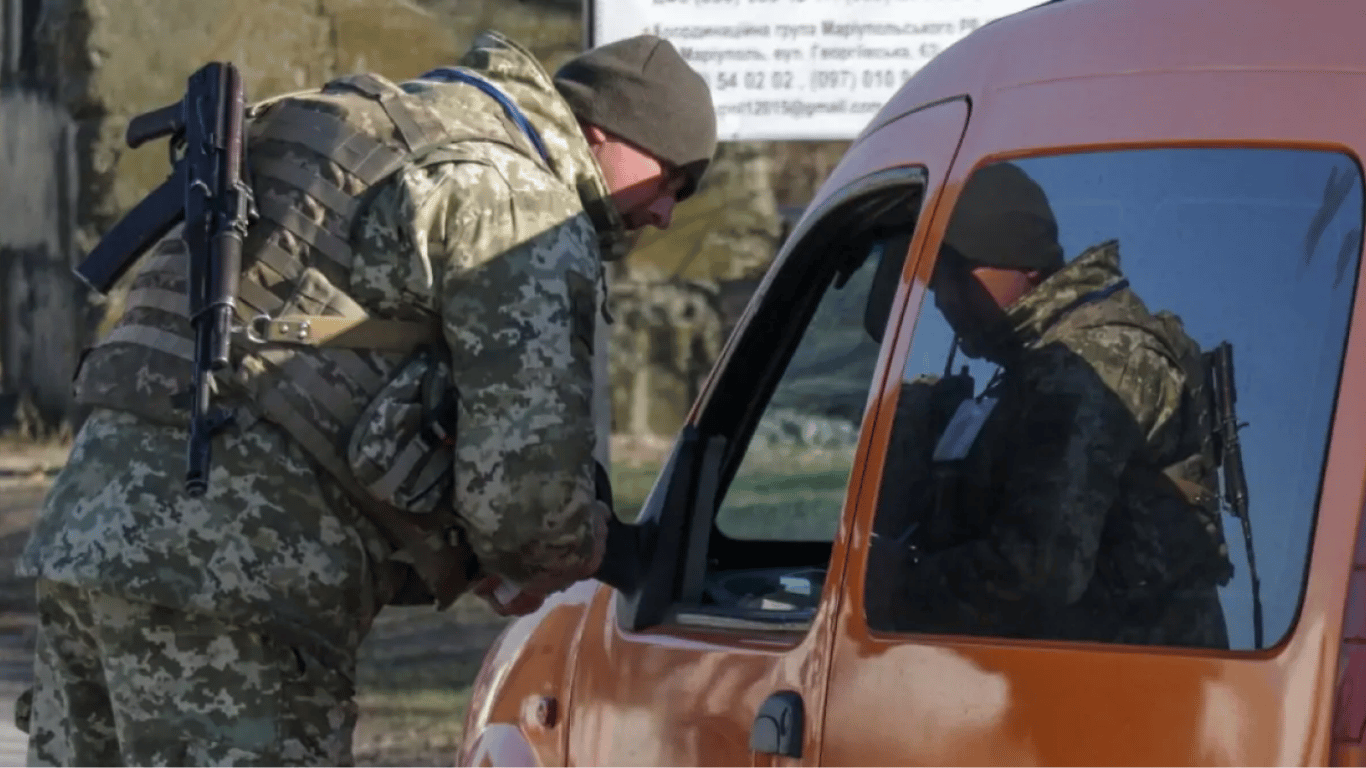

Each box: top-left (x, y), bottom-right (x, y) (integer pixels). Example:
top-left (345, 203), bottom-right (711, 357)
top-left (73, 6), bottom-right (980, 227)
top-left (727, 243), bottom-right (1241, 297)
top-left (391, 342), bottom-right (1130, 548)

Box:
top-left (891, 338), bottom-right (1182, 634)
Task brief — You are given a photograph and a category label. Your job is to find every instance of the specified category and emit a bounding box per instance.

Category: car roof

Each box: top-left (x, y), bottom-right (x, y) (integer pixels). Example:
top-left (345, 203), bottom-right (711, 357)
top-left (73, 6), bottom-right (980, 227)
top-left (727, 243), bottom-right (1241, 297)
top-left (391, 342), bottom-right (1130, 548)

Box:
top-left (872, 0), bottom-right (1366, 132)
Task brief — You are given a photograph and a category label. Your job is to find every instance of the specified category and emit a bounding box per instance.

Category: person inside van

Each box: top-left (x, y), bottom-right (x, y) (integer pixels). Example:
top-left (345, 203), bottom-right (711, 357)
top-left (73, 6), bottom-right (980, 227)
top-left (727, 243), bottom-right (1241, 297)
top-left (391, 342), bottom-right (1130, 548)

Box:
top-left (870, 161), bottom-right (1232, 649)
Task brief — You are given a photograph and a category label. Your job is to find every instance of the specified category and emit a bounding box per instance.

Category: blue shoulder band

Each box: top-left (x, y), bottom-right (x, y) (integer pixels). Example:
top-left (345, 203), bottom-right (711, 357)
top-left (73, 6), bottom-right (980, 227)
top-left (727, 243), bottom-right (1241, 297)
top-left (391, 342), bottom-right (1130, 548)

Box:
top-left (418, 66), bottom-right (551, 165)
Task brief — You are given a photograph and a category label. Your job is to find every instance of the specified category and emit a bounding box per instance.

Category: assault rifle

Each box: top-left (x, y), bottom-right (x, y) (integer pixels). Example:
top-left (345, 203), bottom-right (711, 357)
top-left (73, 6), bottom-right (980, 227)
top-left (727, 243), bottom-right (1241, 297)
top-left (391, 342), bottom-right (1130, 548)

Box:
top-left (72, 62), bottom-right (254, 497)
top-left (1207, 341), bottom-right (1262, 648)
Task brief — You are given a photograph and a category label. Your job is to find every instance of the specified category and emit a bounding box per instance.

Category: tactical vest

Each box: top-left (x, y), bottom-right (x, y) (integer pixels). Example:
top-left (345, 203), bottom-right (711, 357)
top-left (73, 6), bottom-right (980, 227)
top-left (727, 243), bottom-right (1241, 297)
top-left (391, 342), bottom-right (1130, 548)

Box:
top-left (74, 70), bottom-right (556, 607)
top-left (922, 306), bottom-right (1232, 588)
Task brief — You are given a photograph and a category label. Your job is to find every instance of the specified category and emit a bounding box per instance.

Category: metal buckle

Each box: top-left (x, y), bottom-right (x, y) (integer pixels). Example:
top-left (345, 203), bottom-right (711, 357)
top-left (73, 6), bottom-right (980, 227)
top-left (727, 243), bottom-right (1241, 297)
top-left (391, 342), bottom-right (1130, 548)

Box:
top-left (244, 314), bottom-right (312, 344)
top-left (245, 314), bottom-right (272, 344)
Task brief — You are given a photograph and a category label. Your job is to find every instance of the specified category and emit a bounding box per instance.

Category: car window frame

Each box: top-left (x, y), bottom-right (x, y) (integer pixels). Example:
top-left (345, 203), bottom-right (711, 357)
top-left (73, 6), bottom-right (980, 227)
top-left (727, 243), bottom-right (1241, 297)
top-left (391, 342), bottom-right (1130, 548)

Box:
top-left (615, 166), bottom-right (930, 635)
top-left (855, 143), bottom-right (1366, 654)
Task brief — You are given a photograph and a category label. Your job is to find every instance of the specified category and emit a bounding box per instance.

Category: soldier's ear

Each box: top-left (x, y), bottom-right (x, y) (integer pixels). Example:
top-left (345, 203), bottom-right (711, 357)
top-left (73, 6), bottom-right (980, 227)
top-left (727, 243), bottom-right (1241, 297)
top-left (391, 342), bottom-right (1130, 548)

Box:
top-left (580, 120), bottom-right (609, 148)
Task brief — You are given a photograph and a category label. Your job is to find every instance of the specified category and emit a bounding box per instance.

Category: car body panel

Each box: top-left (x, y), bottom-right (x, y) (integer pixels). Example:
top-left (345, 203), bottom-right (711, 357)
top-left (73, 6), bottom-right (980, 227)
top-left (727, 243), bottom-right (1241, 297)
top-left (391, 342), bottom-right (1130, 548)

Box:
top-left (460, 1), bottom-right (1366, 764)
top-left (460, 580), bottom-right (600, 766)
top-left (560, 98), bottom-right (973, 767)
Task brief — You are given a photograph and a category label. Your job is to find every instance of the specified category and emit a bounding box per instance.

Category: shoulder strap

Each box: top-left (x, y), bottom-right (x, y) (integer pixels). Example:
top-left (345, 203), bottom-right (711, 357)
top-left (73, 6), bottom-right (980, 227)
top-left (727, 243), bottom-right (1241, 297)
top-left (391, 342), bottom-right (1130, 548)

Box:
top-left (329, 72), bottom-right (439, 152)
top-left (418, 66), bottom-right (551, 165)
top-left (245, 313), bottom-right (441, 351)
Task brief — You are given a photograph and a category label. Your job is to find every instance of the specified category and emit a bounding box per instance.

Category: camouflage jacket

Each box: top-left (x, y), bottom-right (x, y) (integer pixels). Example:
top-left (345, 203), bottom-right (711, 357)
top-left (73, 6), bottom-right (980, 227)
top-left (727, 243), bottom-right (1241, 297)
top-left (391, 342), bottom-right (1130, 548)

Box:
top-left (21, 31), bottom-right (629, 659)
top-left (879, 241), bottom-right (1233, 648)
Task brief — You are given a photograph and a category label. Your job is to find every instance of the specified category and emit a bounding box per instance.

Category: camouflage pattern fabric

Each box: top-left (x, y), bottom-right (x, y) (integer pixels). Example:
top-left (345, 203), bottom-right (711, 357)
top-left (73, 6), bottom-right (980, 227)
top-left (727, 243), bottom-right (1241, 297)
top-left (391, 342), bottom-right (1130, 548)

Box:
top-left (20, 29), bottom-right (633, 765)
top-left (872, 241), bottom-right (1232, 648)
top-left (22, 408), bottom-right (398, 666)
top-left (25, 30), bottom-right (626, 607)
top-left (28, 579), bottom-right (354, 767)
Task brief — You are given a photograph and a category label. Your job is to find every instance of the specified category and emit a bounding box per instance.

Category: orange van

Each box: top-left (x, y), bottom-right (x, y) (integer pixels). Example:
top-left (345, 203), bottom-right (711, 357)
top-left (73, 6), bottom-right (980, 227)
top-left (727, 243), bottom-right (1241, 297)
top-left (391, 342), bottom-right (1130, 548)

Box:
top-left (457, 0), bottom-right (1366, 763)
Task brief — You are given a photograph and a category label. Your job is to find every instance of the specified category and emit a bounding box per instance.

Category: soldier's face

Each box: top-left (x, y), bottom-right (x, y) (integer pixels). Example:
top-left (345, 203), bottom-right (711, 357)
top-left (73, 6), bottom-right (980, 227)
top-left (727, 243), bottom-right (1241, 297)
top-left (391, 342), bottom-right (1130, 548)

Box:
top-left (584, 125), bottom-right (687, 234)
top-left (931, 254), bottom-right (1036, 360)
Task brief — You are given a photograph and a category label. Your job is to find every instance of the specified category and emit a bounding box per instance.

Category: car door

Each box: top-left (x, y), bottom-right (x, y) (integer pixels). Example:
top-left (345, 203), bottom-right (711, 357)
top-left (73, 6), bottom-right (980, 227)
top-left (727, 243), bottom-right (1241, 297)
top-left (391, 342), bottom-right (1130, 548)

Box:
top-left (820, 141), bottom-right (1366, 764)
top-left (564, 99), bottom-right (971, 767)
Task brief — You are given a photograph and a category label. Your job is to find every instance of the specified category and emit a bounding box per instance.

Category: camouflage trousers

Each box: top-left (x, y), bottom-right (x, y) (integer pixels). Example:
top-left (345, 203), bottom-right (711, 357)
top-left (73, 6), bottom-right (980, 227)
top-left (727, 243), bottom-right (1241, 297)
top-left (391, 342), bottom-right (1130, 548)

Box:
top-left (25, 578), bottom-right (357, 767)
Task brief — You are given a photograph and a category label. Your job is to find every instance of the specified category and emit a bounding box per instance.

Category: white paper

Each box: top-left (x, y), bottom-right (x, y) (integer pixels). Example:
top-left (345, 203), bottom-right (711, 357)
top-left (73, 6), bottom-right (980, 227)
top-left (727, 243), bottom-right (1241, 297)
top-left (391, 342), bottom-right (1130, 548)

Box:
top-left (591, 0), bottom-right (1039, 141)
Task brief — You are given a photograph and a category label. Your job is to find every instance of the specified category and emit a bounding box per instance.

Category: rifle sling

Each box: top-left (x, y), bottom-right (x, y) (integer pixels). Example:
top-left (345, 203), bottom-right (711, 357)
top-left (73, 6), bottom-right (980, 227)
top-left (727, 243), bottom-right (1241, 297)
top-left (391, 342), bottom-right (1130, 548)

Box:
top-left (248, 314), bottom-right (442, 351)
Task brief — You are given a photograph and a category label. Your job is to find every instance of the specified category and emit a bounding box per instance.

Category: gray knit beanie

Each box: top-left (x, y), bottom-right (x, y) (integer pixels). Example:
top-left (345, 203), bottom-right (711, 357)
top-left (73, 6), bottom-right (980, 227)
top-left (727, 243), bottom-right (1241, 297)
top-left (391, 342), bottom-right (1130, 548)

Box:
top-left (942, 162), bottom-right (1064, 273)
top-left (554, 35), bottom-right (718, 200)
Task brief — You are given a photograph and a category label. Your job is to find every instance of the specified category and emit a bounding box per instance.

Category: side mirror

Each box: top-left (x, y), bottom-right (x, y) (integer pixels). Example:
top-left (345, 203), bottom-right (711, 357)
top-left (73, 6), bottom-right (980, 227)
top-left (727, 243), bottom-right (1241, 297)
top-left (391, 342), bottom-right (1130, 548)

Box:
top-left (602, 427), bottom-right (705, 630)
top-left (591, 459), bottom-right (647, 594)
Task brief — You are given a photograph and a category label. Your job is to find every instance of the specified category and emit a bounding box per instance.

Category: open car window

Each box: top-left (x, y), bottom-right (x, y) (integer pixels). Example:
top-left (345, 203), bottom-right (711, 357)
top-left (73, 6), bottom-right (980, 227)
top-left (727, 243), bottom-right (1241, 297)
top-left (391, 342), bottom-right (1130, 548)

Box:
top-left (660, 171), bottom-right (924, 631)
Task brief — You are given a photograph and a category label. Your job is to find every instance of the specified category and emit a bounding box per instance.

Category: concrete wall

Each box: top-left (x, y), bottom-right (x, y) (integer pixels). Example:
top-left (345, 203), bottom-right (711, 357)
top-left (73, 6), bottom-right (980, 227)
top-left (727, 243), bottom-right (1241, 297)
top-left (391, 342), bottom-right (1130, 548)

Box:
top-left (0, 0), bottom-right (89, 435)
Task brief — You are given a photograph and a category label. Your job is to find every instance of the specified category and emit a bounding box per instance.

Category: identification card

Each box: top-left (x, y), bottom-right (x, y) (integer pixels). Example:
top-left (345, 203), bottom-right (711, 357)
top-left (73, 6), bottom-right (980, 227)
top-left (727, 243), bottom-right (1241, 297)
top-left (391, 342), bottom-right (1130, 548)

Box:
top-left (932, 397), bottom-right (999, 462)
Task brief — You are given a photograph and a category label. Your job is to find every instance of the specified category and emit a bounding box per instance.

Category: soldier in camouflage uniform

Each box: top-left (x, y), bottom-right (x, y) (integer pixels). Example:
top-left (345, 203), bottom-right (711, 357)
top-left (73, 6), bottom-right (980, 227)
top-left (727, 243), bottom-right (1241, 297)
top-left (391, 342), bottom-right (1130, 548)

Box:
top-left (18, 30), bottom-right (716, 766)
top-left (869, 162), bottom-right (1232, 649)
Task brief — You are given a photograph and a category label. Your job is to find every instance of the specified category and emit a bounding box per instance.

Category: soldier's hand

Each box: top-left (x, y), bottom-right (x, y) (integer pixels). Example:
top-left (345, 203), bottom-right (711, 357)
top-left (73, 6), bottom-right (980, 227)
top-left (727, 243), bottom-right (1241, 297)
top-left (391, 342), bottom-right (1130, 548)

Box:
top-left (472, 576), bottom-right (547, 617)
top-left (472, 500), bottom-right (612, 616)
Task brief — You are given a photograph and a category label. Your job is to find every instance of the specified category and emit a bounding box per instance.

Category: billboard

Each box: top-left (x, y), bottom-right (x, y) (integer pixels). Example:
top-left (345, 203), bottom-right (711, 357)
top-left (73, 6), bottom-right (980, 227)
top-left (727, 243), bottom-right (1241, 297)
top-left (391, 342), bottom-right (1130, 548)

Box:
top-left (588, 0), bottom-right (1040, 141)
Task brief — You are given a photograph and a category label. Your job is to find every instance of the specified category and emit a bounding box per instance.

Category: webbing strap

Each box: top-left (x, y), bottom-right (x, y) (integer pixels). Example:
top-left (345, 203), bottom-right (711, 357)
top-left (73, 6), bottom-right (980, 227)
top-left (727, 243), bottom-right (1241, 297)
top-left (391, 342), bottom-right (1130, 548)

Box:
top-left (237, 279), bottom-right (285, 317)
top-left (256, 103), bottom-right (408, 184)
top-left (249, 345), bottom-right (382, 397)
top-left (143, 247), bottom-right (184, 273)
top-left (330, 73), bottom-right (433, 151)
top-left (256, 196), bottom-right (353, 269)
top-left (326, 349), bottom-right (387, 395)
top-left (265, 350), bottom-right (365, 426)
top-left (103, 325), bottom-right (194, 361)
top-left (124, 287), bottom-right (187, 318)
top-left (369, 439), bottom-right (432, 503)
top-left (418, 67), bottom-right (550, 165)
top-left (250, 156), bottom-right (359, 220)
top-left (254, 240), bottom-right (306, 282)
top-left (250, 313), bottom-right (442, 352)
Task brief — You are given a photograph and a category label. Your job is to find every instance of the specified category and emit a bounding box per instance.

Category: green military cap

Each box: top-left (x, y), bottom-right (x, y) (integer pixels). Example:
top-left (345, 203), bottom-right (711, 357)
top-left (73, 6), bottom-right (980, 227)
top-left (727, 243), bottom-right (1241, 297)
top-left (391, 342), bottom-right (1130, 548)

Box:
top-left (553, 35), bottom-right (718, 200)
top-left (943, 162), bottom-right (1064, 273)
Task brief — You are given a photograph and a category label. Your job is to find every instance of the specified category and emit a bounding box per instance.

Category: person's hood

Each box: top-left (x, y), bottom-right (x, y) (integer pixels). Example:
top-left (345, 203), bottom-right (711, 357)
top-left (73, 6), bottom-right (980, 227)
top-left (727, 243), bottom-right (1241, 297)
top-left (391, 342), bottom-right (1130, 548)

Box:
top-left (456, 30), bottom-right (633, 262)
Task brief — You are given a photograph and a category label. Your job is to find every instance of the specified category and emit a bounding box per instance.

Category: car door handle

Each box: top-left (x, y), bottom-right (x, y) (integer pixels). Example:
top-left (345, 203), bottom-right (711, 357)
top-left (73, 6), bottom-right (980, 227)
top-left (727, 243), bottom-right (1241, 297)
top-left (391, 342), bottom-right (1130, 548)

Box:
top-left (750, 690), bottom-right (804, 759)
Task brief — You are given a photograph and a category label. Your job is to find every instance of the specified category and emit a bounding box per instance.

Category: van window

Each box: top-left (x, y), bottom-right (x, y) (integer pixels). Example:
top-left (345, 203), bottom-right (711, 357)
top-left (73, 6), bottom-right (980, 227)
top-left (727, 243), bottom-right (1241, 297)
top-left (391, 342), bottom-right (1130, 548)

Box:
top-left (866, 148), bottom-right (1363, 651)
top-left (670, 175), bottom-right (922, 630)
top-left (714, 237), bottom-right (890, 543)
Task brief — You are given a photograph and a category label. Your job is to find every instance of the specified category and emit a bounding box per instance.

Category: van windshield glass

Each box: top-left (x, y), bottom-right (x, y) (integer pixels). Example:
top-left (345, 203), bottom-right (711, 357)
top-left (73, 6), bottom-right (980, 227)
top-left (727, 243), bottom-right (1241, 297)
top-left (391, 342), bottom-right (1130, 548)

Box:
top-left (871, 147), bottom-right (1363, 651)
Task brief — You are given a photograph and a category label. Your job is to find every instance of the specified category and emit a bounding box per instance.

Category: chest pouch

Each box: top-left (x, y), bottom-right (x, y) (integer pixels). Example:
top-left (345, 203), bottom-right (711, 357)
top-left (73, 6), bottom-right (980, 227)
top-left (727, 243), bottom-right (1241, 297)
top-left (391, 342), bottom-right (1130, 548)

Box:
top-left (346, 348), bottom-right (459, 514)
